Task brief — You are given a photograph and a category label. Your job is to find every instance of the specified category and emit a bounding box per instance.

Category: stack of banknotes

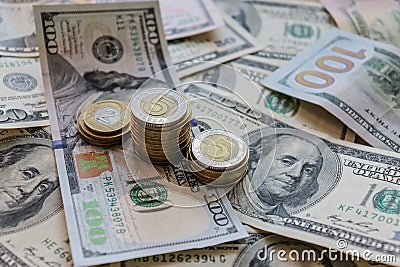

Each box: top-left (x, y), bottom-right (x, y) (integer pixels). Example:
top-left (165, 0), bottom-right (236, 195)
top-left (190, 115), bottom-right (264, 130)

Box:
top-left (0, 0), bottom-right (399, 266)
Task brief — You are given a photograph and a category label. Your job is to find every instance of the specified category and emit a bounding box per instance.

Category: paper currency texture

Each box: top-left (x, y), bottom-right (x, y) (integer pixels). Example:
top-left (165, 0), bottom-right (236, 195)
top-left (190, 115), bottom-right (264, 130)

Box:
top-left (0, 127), bottom-right (71, 267)
top-left (216, 0), bottom-right (334, 63)
top-left (321, 0), bottom-right (400, 47)
top-left (0, 57), bottom-right (48, 128)
top-left (184, 84), bottom-right (400, 265)
top-left (34, 3), bottom-right (247, 266)
top-left (261, 28), bottom-right (400, 152)
top-left (169, 15), bottom-right (261, 77)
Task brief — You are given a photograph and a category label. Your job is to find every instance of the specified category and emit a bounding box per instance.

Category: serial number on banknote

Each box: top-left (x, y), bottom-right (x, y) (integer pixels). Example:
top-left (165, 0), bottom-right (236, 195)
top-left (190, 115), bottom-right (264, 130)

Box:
top-left (130, 252), bottom-right (232, 264)
top-left (102, 176), bottom-right (127, 235)
top-left (0, 58), bottom-right (38, 68)
top-left (338, 204), bottom-right (400, 228)
top-left (194, 102), bottom-right (247, 130)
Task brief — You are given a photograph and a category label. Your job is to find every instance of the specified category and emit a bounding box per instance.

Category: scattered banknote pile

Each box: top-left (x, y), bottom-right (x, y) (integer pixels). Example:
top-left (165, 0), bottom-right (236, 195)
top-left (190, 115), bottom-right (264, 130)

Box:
top-left (188, 129), bottom-right (249, 186)
top-left (0, 0), bottom-right (400, 266)
top-left (260, 28), bottom-right (400, 152)
top-left (130, 89), bottom-right (192, 164)
top-left (77, 100), bottom-right (129, 146)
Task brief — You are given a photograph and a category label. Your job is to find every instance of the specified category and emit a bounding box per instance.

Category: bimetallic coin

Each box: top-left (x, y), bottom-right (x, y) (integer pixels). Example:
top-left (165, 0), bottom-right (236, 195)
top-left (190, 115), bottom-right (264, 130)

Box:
top-left (187, 144), bottom-right (248, 187)
top-left (141, 93), bottom-right (178, 117)
top-left (129, 89), bottom-right (192, 165)
top-left (201, 134), bottom-right (238, 162)
top-left (131, 89), bottom-right (189, 128)
top-left (191, 129), bottom-right (248, 170)
top-left (83, 100), bottom-right (129, 135)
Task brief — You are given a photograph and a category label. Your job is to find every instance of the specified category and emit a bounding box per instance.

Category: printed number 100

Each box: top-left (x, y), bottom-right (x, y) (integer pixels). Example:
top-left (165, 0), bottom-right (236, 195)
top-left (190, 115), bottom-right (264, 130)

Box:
top-left (295, 47), bottom-right (366, 89)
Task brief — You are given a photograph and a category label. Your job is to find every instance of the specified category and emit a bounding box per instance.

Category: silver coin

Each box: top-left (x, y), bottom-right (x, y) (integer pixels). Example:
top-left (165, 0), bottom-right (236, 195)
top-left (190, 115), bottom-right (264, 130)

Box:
top-left (191, 129), bottom-right (248, 170)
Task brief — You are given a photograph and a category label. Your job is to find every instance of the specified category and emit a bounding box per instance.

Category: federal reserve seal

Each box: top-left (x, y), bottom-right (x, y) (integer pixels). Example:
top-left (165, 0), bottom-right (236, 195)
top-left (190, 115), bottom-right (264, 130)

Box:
top-left (3, 73), bottom-right (37, 92)
top-left (373, 189), bottom-right (400, 214)
top-left (285, 23), bottom-right (316, 39)
top-left (129, 181), bottom-right (168, 208)
top-left (265, 92), bottom-right (299, 116)
top-left (92, 36), bottom-right (123, 64)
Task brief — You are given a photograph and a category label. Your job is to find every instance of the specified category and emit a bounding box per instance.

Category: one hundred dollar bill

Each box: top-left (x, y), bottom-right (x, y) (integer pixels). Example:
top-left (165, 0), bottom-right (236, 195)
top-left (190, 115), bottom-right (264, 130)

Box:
top-left (320, 0), bottom-right (400, 47)
top-left (0, 57), bottom-right (49, 128)
top-left (182, 59), bottom-right (356, 142)
top-left (113, 229), bottom-right (383, 267)
top-left (216, 0), bottom-right (334, 63)
top-left (168, 15), bottom-right (262, 77)
top-left (34, 2), bottom-right (247, 266)
top-left (0, 0), bottom-right (81, 57)
top-left (0, 127), bottom-right (72, 267)
top-left (183, 84), bottom-right (400, 264)
top-left (261, 28), bottom-right (400, 152)
top-left (35, 1), bottom-right (180, 139)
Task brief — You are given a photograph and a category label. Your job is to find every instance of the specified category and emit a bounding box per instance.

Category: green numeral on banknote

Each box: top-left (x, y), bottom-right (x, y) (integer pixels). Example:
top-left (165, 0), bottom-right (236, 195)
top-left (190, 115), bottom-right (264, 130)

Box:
top-left (82, 200), bottom-right (107, 245)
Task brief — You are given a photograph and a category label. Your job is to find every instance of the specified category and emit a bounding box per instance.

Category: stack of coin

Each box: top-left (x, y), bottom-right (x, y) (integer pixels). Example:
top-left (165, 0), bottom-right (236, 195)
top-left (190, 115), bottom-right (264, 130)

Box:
top-left (130, 89), bottom-right (192, 164)
top-left (77, 100), bottom-right (129, 146)
top-left (188, 129), bottom-right (249, 186)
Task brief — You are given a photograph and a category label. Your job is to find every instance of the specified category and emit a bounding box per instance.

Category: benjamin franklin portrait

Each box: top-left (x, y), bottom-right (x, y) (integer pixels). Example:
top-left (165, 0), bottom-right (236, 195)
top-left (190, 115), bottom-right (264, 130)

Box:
top-left (229, 128), bottom-right (340, 218)
top-left (0, 137), bottom-right (62, 234)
